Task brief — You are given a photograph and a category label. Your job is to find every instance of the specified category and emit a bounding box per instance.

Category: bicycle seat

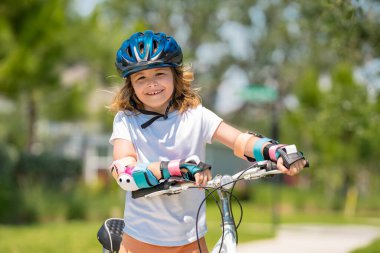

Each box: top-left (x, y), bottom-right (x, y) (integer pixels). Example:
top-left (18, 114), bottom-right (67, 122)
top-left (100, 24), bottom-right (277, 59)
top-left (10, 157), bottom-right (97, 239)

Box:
top-left (97, 218), bottom-right (125, 252)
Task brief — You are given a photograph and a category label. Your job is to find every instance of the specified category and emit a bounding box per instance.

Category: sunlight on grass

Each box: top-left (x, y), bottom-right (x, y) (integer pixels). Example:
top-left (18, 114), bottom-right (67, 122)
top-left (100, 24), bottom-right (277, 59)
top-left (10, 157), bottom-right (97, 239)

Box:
top-left (350, 238), bottom-right (380, 253)
top-left (0, 203), bottom-right (379, 253)
top-left (0, 222), bottom-right (101, 253)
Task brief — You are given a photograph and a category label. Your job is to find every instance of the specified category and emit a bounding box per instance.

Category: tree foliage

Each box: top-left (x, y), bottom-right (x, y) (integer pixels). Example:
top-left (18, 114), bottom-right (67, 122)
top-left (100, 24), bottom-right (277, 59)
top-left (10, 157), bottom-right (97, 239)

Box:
top-left (0, 0), bottom-right (379, 203)
top-left (0, 0), bottom-right (113, 150)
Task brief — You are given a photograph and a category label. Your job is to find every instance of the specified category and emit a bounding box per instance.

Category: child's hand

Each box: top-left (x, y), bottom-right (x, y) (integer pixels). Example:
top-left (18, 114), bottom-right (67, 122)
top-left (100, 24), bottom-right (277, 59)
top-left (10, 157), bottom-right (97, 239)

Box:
top-left (179, 155), bottom-right (212, 183)
top-left (276, 157), bottom-right (307, 176)
top-left (194, 169), bottom-right (212, 187)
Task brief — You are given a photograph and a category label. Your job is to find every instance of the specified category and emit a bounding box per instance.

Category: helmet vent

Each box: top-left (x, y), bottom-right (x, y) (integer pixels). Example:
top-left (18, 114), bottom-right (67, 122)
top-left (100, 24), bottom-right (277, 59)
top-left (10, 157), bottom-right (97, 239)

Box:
top-left (152, 40), bottom-right (158, 54)
top-left (126, 46), bottom-right (133, 58)
top-left (138, 42), bottom-right (144, 54)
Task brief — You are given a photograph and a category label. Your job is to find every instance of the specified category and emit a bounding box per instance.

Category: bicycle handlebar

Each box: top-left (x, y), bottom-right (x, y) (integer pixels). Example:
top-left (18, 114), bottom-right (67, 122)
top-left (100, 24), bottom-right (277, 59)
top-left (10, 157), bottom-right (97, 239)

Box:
top-left (131, 160), bottom-right (284, 199)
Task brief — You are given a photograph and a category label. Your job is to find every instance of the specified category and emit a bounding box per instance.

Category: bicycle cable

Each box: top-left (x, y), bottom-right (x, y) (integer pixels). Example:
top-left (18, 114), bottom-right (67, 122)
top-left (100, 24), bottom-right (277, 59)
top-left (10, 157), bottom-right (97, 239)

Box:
top-left (198, 188), bottom-right (225, 253)
top-left (228, 165), bottom-right (254, 244)
top-left (195, 186), bottom-right (226, 253)
top-left (228, 190), bottom-right (243, 244)
top-left (194, 176), bottom-right (247, 253)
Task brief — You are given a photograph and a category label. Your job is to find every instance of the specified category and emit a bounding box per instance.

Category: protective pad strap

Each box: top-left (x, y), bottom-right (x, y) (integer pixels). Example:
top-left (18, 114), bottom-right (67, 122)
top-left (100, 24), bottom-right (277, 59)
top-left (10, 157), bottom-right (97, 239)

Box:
top-left (253, 138), bottom-right (272, 161)
top-left (168, 159), bottom-right (182, 177)
top-left (269, 144), bottom-right (285, 161)
top-left (160, 161), bottom-right (171, 179)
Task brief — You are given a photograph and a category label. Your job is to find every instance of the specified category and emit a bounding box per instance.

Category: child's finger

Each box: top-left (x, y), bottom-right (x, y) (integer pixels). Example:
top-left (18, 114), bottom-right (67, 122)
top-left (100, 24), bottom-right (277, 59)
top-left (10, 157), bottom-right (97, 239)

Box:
top-left (201, 172), bottom-right (209, 186)
top-left (276, 157), bottom-right (290, 175)
top-left (195, 173), bottom-right (204, 186)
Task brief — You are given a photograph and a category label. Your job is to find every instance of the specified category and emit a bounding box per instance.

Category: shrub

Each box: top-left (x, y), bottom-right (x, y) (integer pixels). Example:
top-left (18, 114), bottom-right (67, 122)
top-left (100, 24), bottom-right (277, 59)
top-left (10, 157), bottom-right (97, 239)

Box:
top-left (15, 152), bottom-right (82, 188)
top-left (0, 144), bottom-right (26, 223)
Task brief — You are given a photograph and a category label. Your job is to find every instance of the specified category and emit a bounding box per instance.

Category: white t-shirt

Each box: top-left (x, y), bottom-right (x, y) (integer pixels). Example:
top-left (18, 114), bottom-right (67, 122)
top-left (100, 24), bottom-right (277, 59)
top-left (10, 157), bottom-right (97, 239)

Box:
top-left (109, 105), bottom-right (223, 246)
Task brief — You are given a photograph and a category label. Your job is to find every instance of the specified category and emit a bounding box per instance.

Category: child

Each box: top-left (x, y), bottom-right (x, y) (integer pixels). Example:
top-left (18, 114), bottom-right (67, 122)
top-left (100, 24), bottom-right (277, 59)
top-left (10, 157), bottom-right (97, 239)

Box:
top-left (109, 30), bottom-right (307, 253)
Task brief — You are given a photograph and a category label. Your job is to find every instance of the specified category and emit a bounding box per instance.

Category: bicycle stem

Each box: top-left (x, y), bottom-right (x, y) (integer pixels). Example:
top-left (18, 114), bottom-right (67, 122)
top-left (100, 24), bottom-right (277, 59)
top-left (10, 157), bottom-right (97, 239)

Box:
top-left (211, 189), bottom-right (237, 253)
top-left (218, 189), bottom-right (235, 227)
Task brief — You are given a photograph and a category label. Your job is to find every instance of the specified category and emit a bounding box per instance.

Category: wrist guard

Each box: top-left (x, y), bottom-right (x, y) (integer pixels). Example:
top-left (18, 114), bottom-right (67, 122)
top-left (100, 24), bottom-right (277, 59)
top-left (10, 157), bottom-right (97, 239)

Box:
top-left (263, 144), bottom-right (286, 161)
top-left (159, 155), bottom-right (211, 181)
top-left (276, 145), bottom-right (306, 169)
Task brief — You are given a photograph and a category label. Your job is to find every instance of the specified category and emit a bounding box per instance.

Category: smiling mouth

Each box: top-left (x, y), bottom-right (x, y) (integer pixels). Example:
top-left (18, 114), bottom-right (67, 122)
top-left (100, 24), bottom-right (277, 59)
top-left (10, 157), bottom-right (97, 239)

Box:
top-left (146, 89), bottom-right (164, 95)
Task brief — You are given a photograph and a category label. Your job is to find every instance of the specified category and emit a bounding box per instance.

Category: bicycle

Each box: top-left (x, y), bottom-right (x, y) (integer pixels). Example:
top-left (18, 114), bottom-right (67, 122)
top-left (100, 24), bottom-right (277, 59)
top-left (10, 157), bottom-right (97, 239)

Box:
top-left (97, 160), bottom-right (308, 253)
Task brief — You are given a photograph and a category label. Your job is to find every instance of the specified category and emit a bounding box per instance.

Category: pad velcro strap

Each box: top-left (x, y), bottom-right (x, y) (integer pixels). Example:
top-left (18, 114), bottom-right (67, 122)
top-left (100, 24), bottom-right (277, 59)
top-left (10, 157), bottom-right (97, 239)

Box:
top-left (168, 159), bottom-right (182, 177)
top-left (233, 133), bottom-right (254, 160)
top-left (253, 138), bottom-right (272, 161)
top-left (263, 143), bottom-right (275, 160)
top-left (160, 161), bottom-right (170, 179)
top-left (269, 144), bottom-right (285, 161)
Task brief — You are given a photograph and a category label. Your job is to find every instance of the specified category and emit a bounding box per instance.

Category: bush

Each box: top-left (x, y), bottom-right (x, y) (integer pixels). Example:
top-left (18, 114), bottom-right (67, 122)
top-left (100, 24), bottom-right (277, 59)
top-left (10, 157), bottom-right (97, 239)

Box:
top-left (0, 148), bottom-right (84, 224)
top-left (0, 144), bottom-right (26, 223)
top-left (0, 145), bottom-right (13, 200)
top-left (15, 152), bottom-right (82, 188)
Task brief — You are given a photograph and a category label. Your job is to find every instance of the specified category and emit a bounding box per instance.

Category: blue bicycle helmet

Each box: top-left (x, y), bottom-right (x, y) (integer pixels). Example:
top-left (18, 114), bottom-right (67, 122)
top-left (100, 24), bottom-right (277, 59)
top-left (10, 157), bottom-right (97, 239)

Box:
top-left (115, 30), bottom-right (183, 78)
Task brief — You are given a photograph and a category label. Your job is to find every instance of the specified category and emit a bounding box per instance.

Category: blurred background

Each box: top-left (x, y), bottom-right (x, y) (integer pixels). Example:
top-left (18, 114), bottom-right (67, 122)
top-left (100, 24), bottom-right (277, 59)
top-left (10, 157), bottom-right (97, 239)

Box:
top-left (0, 0), bottom-right (379, 252)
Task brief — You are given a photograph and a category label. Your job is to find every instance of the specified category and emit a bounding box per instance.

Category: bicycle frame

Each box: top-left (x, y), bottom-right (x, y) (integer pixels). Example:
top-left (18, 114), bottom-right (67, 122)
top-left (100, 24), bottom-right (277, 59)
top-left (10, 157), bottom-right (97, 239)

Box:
top-left (98, 190), bottom-right (238, 253)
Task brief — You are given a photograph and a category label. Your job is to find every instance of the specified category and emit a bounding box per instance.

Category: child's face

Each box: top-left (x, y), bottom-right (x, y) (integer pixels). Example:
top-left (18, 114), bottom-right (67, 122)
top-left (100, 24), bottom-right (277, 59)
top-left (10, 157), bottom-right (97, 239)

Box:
top-left (130, 67), bottom-right (175, 114)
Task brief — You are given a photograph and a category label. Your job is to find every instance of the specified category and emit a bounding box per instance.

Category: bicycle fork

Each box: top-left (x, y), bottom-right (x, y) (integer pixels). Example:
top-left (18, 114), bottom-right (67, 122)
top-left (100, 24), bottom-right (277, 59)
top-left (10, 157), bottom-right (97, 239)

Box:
top-left (210, 189), bottom-right (237, 253)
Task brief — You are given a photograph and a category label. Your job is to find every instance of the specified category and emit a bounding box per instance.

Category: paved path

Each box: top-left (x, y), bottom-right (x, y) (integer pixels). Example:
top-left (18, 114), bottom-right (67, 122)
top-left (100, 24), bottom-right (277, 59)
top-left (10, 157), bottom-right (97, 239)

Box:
top-left (237, 224), bottom-right (380, 253)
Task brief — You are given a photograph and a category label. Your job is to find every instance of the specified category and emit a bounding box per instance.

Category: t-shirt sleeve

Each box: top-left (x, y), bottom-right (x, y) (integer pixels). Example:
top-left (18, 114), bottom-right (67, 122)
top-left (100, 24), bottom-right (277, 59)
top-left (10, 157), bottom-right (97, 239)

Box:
top-left (201, 106), bottom-right (223, 144)
top-left (109, 111), bottom-right (132, 145)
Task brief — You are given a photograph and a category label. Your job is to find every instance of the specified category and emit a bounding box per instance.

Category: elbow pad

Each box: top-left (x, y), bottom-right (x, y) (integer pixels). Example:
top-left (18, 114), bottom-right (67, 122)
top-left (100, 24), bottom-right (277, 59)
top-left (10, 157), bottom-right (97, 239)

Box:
top-left (111, 159), bottom-right (139, 191)
top-left (116, 163), bottom-right (159, 191)
top-left (117, 166), bottom-right (139, 191)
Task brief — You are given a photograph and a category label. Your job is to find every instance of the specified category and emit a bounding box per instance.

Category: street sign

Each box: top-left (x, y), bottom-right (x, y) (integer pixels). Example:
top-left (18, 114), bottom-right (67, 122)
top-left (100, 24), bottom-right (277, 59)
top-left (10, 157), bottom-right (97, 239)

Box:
top-left (240, 85), bottom-right (278, 103)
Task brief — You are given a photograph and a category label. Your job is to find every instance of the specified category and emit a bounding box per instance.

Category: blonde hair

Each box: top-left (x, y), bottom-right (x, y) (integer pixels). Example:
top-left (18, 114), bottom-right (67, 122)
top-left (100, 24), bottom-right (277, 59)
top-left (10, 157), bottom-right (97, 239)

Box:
top-left (109, 66), bottom-right (201, 114)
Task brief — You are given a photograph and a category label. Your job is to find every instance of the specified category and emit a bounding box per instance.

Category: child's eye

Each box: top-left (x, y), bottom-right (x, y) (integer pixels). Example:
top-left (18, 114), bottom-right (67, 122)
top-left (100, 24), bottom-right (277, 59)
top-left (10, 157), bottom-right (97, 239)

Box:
top-left (156, 72), bottom-right (165, 76)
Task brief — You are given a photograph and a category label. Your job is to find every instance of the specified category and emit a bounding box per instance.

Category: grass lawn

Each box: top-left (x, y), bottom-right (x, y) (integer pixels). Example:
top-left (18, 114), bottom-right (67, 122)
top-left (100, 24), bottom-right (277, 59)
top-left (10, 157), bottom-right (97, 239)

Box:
top-left (0, 202), bottom-right (277, 252)
top-left (0, 221), bottom-right (101, 253)
top-left (1, 202), bottom-right (379, 252)
top-left (351, 238), bottom-right (380, 253)
top-left (0, 221), bottom-right (271, 252)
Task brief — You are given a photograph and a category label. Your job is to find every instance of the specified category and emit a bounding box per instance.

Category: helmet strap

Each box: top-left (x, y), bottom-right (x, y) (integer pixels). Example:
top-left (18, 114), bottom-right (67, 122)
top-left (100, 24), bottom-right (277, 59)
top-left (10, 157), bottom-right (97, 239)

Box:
top-left (130, 94), bottom-right (184, 129)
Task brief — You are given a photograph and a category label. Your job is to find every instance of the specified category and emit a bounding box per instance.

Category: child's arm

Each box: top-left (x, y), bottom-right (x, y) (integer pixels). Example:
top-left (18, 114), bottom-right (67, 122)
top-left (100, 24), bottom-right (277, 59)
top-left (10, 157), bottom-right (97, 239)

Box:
top-left (111, 139), bottom-right (210, 190)
top-left (112, 139), bottom-right (164, 181)
top-left (212, 122), bottom-right (307, 176)
top-left (111, 139), bottom-right (138, 180)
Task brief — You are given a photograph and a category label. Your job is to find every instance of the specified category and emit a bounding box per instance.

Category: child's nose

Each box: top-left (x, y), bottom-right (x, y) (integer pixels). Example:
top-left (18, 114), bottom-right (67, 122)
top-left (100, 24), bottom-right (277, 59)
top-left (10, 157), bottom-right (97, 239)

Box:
top-left (146, 77), bottom-right (158, 86)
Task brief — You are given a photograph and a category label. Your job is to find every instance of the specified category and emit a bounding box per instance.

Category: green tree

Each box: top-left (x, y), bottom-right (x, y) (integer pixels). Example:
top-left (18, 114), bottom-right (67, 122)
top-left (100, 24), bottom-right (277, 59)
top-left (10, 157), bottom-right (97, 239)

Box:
top-left (0, 0), bottom-right (72, 151)
top-left (0, 0), bottom-right (116, 151)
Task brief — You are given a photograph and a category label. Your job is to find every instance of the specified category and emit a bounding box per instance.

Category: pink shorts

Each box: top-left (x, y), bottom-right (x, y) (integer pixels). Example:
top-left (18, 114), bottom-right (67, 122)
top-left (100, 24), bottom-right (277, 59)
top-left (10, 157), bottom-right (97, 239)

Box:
top-left (119, 233), bottom-right (209, 253)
